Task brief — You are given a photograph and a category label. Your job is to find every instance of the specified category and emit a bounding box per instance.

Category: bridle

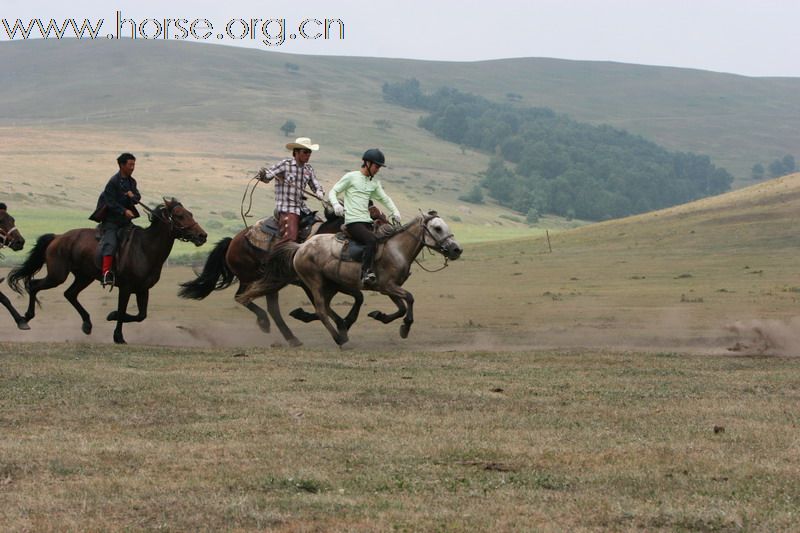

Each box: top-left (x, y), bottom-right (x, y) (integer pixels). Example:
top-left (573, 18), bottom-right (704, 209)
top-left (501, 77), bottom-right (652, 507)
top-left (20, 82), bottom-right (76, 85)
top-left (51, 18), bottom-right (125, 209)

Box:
top-left (0, 218), bottom-right (20, 250)
top-left (414, 215), bottom-right (455, 273)
top-left (139, 202), bottom-right (201, 242)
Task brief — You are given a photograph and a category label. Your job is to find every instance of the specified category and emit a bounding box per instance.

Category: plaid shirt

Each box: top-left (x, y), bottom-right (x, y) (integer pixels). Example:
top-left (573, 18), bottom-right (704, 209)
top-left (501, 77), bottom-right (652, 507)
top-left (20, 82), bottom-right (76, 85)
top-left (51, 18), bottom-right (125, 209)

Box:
top-left (262, 158), bottom-right (325, 215)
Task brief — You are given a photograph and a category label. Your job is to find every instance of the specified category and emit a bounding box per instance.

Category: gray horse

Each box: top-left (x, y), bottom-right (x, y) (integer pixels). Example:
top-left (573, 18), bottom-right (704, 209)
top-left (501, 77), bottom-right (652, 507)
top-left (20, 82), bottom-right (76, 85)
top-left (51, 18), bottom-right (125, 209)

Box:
top-left (253, 211), bottom-right (462, 345)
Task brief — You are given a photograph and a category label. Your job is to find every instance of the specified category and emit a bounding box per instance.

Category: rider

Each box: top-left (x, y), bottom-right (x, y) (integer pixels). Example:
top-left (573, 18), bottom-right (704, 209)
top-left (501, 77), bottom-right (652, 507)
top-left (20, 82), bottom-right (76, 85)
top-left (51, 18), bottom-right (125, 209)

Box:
top-left (258, 137), bottom-right (325, 246)
top-left (328, 149), bottom-right (402, 286)
top-left (89, 153), bottom-right (141, 287)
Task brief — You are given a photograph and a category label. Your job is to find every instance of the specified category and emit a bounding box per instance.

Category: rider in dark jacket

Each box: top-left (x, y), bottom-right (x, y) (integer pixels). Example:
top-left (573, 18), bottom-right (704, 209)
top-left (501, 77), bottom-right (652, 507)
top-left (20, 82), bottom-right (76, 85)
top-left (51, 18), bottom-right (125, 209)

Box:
top-left (89, 153), bottom-right (141, 287)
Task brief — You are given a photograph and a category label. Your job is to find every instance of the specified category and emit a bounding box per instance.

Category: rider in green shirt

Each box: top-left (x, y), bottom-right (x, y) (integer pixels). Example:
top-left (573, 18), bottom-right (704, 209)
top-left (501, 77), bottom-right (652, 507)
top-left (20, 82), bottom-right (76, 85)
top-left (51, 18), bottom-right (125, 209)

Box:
top-left (328, 149), bottom-right (401, 285)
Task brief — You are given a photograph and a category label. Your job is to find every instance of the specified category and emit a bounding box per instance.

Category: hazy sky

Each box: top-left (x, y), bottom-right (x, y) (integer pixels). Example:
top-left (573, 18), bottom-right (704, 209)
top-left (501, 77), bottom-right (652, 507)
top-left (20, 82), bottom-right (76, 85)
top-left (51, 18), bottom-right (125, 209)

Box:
top-left (3, 0), bottom-right (799, 77)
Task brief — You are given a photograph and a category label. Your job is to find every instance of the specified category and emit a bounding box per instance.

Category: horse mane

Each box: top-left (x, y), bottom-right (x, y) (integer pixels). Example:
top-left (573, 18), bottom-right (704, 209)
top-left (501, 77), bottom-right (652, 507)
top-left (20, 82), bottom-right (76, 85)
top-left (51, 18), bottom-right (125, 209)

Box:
top-left (147, 197), bottom-right (182, 224)
top-left (375, 210), bottom-right (439, 242)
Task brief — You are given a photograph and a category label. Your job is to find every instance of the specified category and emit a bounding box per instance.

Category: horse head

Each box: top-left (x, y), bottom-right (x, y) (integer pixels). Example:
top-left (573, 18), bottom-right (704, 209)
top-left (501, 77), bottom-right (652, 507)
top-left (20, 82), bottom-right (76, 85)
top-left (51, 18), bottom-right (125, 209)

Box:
top-left (159, 197), bottom-right (208, 246)
top-left (0, 210), bottom-right (25, 251)
top-left (422, 211), bottom-right (462, 260)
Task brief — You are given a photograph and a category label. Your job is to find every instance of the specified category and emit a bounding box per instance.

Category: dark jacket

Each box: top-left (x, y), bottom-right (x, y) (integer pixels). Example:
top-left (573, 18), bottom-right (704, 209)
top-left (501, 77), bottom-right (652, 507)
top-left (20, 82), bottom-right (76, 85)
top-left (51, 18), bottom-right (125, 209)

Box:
top-left (89, 172), bottom-right (141, 223)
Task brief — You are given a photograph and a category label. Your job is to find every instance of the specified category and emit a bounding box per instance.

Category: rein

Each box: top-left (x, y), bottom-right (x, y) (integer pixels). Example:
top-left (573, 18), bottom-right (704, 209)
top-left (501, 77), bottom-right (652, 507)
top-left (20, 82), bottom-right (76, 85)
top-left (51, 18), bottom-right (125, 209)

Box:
top-left (411, 216), bottom-right (453, 273)
top-left (140, 202), bottom-right (200, 242)
top-left (0, 224), bottom-right (20, 252)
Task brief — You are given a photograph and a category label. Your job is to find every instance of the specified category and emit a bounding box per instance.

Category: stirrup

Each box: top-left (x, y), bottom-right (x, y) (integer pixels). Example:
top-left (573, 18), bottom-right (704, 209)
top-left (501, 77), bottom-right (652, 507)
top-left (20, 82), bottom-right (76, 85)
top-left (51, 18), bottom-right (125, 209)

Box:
top-left (361, 271), bottom-right (376, 286)
top-left (101, 271), bottom-right (115, 289)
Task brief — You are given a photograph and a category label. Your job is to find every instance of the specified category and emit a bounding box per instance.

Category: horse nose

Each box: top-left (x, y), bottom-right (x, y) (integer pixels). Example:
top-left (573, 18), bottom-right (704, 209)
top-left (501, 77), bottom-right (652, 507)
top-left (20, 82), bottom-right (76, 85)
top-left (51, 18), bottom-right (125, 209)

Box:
top-left (11, 238), bottom-right (24, 251)
top-left (450, 244), bottom-right (463, 259)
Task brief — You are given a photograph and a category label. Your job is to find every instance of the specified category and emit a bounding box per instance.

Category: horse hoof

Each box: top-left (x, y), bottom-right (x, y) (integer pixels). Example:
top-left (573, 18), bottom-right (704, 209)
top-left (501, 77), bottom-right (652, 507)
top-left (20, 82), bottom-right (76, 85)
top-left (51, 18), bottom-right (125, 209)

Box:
top-left (368, 310), bottom-right (383, 321)
top-left (289, 308), bottom-right (316, 323)
top-left (81, 322), bottom-right (92, 335)
top-left (399, 323), bottom-right (410, 339)
top-left (107, 311), bottom-right (117, 321)
top-left (114, 335), bottom-right (126, 345)
top-left (16, 320), bottom-right (30, 331)
top-left (335, 333), bottom-right (348, 346)
top-left (257, 319), bottom-right (271, 333)
top-left (288, 337), bottom-right (303, 347)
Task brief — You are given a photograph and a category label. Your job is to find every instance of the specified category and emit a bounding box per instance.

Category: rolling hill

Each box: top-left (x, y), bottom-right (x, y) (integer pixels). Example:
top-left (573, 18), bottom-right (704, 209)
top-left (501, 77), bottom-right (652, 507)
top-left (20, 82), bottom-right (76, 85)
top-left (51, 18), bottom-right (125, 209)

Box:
top-left (0, 39), bottom-right (799, 251)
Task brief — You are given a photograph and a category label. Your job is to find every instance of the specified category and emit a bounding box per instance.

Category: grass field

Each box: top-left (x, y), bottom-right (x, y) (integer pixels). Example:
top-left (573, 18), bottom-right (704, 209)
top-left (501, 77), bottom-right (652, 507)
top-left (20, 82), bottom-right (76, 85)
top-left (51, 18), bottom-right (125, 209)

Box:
top-left (1, 344), bottom-right (799, 531)
top-left (3, 173), bottom-right (800, 529)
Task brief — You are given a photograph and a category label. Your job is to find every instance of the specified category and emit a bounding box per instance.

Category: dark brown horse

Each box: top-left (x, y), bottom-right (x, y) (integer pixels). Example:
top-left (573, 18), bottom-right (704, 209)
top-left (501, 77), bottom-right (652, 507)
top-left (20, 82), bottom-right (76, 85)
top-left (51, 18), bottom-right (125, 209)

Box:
top-left (178, 210), bottom-right (362, 347)
top-left (8, 198), bottom-right (207, 344)
top-left (0, 207), bottom-right (29, 329)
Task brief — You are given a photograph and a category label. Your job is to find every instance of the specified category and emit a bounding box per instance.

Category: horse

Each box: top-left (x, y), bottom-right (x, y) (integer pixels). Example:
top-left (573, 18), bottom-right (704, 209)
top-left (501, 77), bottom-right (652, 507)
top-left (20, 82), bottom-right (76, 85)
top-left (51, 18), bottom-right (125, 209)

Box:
top-left (177, 210), bottom-right (363, 347)
top-left (8, 198), bottom-right (207, 344)
top-left (262, 211), bottom-right (462, 345)
top-left (0, 207), bottom-right (29, 329)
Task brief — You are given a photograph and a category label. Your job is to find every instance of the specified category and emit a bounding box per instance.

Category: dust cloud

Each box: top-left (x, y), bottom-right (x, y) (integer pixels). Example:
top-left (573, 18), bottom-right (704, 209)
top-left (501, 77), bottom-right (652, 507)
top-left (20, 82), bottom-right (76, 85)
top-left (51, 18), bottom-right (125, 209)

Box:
top-left (725, 318), bottom-right (800, 356)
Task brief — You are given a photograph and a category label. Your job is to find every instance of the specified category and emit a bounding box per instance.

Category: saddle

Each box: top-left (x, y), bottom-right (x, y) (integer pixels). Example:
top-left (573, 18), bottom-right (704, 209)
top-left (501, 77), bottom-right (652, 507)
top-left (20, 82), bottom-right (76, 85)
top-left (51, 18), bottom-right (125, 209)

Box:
top-left (334, 223), bottom-right (394, 263)
top-left (245, 210), bottom-right (319, 252)
top-left (93, 224), bottom-right (138, 270)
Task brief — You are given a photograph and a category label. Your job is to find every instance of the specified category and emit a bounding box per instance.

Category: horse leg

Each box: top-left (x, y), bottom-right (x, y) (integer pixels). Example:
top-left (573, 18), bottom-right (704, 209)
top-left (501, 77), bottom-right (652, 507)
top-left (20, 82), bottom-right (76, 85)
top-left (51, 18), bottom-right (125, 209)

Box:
top-left (370, 287), bottom-right (415, 338)
top-left (107, 290), bottom-right (148, 323)
top-left (309, 281), bottom-right (348, 346)
top-left (266, 291), bottom-right (302, 347)
top-left (368, 294), bottom-right (407, 324)
top-left (0, 291), bottom-right (29, 330)
top-left (23, 268), bottom-right (69, 322)
top-left (132, 290), bottom-right (149, 322)
top-left (63, 276), bottom-right (94, 334)
top-left (337, 286), bottom-right (364, 331)
top-left (111, 289), bottom-right (132, 344)
top-left (322, 286), bottom-right (350, 344)
top-left (289, 283), bottom-right (320, 323)
top-left (288, 284), bottom-right (362, 331)
top-left (236, 282), bottom-right (270, 333)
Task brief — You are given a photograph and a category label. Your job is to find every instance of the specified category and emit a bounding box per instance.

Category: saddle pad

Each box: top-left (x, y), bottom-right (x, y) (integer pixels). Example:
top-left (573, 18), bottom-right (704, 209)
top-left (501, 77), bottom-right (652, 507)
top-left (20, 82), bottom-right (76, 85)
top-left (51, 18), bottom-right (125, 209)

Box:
top-left (245, 218), bottom-right (279, 252)
top-left (333, 233), bottom-right (386, 263)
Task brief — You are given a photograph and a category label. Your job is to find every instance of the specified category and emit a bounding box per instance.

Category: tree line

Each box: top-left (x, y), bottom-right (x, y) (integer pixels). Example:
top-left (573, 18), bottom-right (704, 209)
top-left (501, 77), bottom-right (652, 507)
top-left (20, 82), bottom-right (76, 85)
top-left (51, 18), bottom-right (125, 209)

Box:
top-left (751, 155), bottom-right (796, 180)
top-left (383, 78), bottom-right (734, 221)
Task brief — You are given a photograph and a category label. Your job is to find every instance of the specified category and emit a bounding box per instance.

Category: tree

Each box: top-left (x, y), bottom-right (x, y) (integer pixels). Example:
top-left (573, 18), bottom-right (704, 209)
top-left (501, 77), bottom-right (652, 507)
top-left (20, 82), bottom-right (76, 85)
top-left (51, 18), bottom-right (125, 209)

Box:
top-left (751, 163), bottom-right (765, 180)
top-left (280, 120), bottom-right (296, 137)
top-left (458, 184), bottom-right (484, 204)
top-left (769, 158), bottom-right (787, 178)
top-left (782, 154), bottom-right (796, 173)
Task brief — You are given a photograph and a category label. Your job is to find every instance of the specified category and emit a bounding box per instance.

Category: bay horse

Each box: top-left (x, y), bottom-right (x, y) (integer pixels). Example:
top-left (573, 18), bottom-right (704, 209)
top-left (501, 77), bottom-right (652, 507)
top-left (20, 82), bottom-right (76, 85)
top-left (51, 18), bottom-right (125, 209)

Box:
top-left (178, 210), bottom-right (363, 347)
top-left (259, 211), bottom-right (462, 345)
top-left (0, 207), bottom-right (29, 329)
top-left (8, 198), bottom-right (207, 344)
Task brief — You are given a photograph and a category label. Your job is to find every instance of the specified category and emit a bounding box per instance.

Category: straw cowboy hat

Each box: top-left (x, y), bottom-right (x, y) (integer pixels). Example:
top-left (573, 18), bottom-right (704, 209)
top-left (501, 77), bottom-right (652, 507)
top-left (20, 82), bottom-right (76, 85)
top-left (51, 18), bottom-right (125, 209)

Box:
top-left (286, 137), bottom-right (319, 151)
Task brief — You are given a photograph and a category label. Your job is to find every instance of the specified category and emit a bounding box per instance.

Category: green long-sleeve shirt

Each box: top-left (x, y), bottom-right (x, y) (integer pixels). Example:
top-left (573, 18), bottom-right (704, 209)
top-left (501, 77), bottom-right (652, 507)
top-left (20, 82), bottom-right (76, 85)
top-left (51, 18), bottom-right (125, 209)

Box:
top-left (328, 170), bottom-right (400, 225)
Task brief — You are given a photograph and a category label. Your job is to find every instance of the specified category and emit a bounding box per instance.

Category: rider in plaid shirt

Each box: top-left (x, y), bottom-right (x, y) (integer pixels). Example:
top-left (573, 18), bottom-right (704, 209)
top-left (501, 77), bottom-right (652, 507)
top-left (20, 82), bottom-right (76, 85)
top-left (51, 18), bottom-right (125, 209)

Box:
top-left (258, 137), bottom-right (325, 245)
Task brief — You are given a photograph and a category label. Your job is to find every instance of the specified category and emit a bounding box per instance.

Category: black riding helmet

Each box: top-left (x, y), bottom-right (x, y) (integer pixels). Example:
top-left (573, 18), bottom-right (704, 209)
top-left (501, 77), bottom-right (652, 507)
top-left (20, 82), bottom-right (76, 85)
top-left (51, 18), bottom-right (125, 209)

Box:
top-left (362, 148), bottom-right (387, 168)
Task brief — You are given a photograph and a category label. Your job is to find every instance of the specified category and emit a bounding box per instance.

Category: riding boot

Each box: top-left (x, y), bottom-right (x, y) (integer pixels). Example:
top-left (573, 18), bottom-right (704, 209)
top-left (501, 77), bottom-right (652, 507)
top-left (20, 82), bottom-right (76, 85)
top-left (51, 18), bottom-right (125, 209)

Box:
top-left (101, 255), bottom-right (115, 287)
top-left (361, 253), bottom-right (377, 286)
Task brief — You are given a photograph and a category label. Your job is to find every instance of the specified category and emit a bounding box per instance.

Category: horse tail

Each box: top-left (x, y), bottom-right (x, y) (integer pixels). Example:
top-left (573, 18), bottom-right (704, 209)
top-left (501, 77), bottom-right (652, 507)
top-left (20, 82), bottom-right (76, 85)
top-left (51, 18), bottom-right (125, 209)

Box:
top-left (178, 237), bottom-right (235, 299)
top-left (8, 233), bottom-right (55, 294)
top-left (264, 242), bottom-right (299, 283)
top-left (234, 243), bottom-right (300, 306)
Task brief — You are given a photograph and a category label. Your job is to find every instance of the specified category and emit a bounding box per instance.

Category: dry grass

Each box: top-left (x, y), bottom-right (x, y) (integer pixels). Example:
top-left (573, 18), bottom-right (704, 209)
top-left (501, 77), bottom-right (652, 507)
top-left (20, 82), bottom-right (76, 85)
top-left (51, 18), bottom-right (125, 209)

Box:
top-left (1, 343), bottom-right (799, 531)
top-left (4, 157), bottom-right (800, 529)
